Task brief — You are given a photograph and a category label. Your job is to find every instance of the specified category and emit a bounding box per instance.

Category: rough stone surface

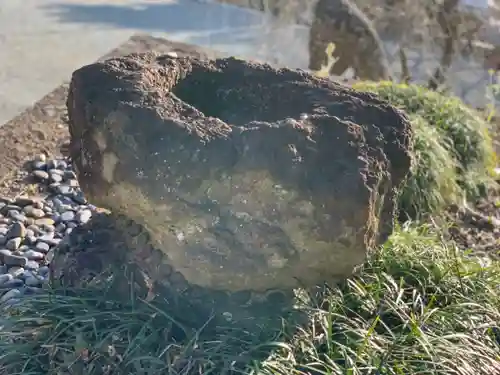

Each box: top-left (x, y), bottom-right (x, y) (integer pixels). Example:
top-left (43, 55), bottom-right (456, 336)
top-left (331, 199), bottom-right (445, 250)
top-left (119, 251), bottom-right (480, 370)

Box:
top-left (65, 52), bottom-right (412, 293)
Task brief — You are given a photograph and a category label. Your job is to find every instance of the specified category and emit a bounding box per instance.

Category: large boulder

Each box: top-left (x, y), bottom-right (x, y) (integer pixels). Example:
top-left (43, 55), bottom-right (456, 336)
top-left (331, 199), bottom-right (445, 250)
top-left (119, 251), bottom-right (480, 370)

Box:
top-left (65, 52), bottom-right (412, 293)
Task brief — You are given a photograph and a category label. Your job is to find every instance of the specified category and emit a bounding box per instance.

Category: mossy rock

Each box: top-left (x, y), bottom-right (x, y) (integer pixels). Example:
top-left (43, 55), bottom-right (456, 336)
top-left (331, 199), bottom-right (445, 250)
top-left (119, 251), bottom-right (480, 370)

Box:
top-left (353, 81), bottom-right (497, 217)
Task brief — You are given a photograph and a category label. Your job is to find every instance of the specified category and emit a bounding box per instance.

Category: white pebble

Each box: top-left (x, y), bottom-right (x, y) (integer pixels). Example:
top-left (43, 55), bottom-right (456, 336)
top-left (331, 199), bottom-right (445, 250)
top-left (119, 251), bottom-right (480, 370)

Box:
top-left (61, 211), bottom-right (75, 222)
top-left (77, 209), bottom-right (92, 224)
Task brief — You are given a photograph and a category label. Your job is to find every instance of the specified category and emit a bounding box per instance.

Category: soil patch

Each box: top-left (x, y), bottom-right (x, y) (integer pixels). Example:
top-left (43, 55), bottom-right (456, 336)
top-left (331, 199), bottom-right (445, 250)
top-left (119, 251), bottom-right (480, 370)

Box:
top-left (447, 187), bottom-right (500, 261)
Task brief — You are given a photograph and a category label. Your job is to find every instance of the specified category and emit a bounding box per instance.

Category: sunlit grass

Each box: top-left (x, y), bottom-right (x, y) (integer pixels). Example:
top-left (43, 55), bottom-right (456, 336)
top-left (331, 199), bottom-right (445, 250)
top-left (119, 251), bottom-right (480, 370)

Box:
top-left (0, 224), bottom-right (498, 375)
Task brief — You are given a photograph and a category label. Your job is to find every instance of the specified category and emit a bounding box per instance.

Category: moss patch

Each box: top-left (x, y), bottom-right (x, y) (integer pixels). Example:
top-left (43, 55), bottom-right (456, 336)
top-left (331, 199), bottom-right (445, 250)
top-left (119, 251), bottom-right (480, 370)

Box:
top-left (353, 81), bottom-right (497, 217)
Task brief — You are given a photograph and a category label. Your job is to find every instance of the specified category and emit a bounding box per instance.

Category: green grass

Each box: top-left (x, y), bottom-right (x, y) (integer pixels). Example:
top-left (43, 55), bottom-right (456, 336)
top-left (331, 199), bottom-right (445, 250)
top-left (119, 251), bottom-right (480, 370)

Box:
top-left (352, 81), bottom-right (497, 218)
top-left (1, 224), bottom-right (499, 375)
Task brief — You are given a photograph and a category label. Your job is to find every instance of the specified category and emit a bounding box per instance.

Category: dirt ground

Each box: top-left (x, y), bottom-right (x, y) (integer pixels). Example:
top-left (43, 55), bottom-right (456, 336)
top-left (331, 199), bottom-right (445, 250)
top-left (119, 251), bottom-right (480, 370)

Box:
top-left (448, 189), bottom-right (500, 261)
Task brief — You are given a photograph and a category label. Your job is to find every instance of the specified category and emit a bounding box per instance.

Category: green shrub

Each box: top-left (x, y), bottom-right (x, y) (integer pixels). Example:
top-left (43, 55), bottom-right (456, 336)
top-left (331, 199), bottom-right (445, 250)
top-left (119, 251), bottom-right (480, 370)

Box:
top-left (353, 81), bottom-right (497, 216)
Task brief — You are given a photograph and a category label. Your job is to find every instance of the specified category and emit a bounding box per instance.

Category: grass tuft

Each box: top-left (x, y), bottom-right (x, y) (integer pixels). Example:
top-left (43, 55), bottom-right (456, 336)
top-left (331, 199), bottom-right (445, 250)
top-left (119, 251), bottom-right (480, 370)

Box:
top-left (1, 225), bottom-right (498, 375)
top-left (252, 224), bottom-right (500, 375)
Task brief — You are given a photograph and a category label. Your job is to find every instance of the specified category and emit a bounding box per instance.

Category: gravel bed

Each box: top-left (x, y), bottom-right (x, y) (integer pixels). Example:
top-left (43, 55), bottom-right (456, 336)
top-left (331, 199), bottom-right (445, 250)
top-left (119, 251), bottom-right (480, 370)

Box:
top-left (0, 154), bottom-right (98, 307)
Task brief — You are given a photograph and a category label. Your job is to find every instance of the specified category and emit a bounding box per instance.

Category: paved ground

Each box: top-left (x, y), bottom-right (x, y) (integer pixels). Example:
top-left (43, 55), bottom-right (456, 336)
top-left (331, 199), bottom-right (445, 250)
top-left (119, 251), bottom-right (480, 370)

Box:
top-left (0, 0), bottom-right (309, 126)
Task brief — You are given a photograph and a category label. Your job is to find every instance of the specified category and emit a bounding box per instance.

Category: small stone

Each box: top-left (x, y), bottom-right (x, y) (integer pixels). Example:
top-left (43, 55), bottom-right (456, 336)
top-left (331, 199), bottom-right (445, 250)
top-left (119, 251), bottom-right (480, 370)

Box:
top-left (0, 248), bottom-right (12, 261)
top-left (55, 223), bottom-right (66, 232)
top-left (10, 213), bottom-right (27, 223)
top-left (24, 261), bottom-right (39, 270)
top-left (50, 173), bottom-right (63, 183)
top-left (66, 222), bottom-right (78, 229)
top-left (25, 235), bottom-right (37, 245)
top-left (50, 197), bottom-right (63, 207)
top-left (20, 269), bottom-right (36, 279)
top-left (51, 213), bottom-right (61, 223)
top-left (0, 274), bottom-right (13, 285)
top-left (48, 183), bottom-right (60, 192)
top-left (8, 266), bottom-right (25, 278)
top-left (5, 204), bottom-right (21, 211)
top-left (7, 208), bottom-right (22, 219)
top-left (24, 206), bottom-right (46, 218)
top-left (34, 153), bottom-right (47, 163)
top-left (49, 168), bottom-right (64, 176)
top-left (25, 276), bottom-right (43, 287)
top-left (64, 170), bottom-right (77, 180)
top-left (3, 254), bottom-right (27, 267)
top-left (57, 185), bottom-right (73, 195)
top-left (2, 278), bottom-right (24, 288)
top-left (48, 159), bottom-right (67, 170)
top-left (35, 218), bottom-right (55, 227)
top-left (44, 224), bottom-right (56, 232)
top-left (76, 209), bottom-right (92, 224)
top-left (0, 235), bottom-right (6, 246)
top-left (43, 238), bottom-right (60, 247)
top-left (27, 225), bottom-right (42, 234)
top-left (38, 266), bottom-right (50, 276)
top-left (38, 232), bottom-right (54, 242)
top-left (35, 242), bottom-right (50, 253)
top-left (33, 170), bottom-right (49, 181)
top-left (24, 250), bottom-right (45, 261)
top-left (5, 237), bottom-right (23, 251)
top-left (6, 237), bottom-right (22, 251)
top-left (7, 222), bottom-right (26, 239)
top-left (72, 190), bottom-right (87, 204)
top-left (32, 161), bottom-right (47, 170)
top-left (33, 200), bottom-right (45, 209)
top-left (0, 264), bottom-right (6, 274)
top-left (0, 227), bottom-right (7, 235)
top-left (61, 211), bottom-right (75, 222)
top-left (0, 288), bottom-right (22, 303)
top-left (14, 197), bottom-right (35, 207)
top-left (58, 203), bottom-right (73, 212)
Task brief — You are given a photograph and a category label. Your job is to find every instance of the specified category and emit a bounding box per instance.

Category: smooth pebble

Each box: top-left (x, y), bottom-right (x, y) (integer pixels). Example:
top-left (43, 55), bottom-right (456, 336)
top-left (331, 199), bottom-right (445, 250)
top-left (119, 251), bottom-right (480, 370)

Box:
top-left (24, 250), bottom-right (45, 261)
top-left (0, 288), bottom-right (22, 303)
top-left (3, 253), bottom-right (27, 267)
top-left (61, 211), bottom-right (75, 222)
